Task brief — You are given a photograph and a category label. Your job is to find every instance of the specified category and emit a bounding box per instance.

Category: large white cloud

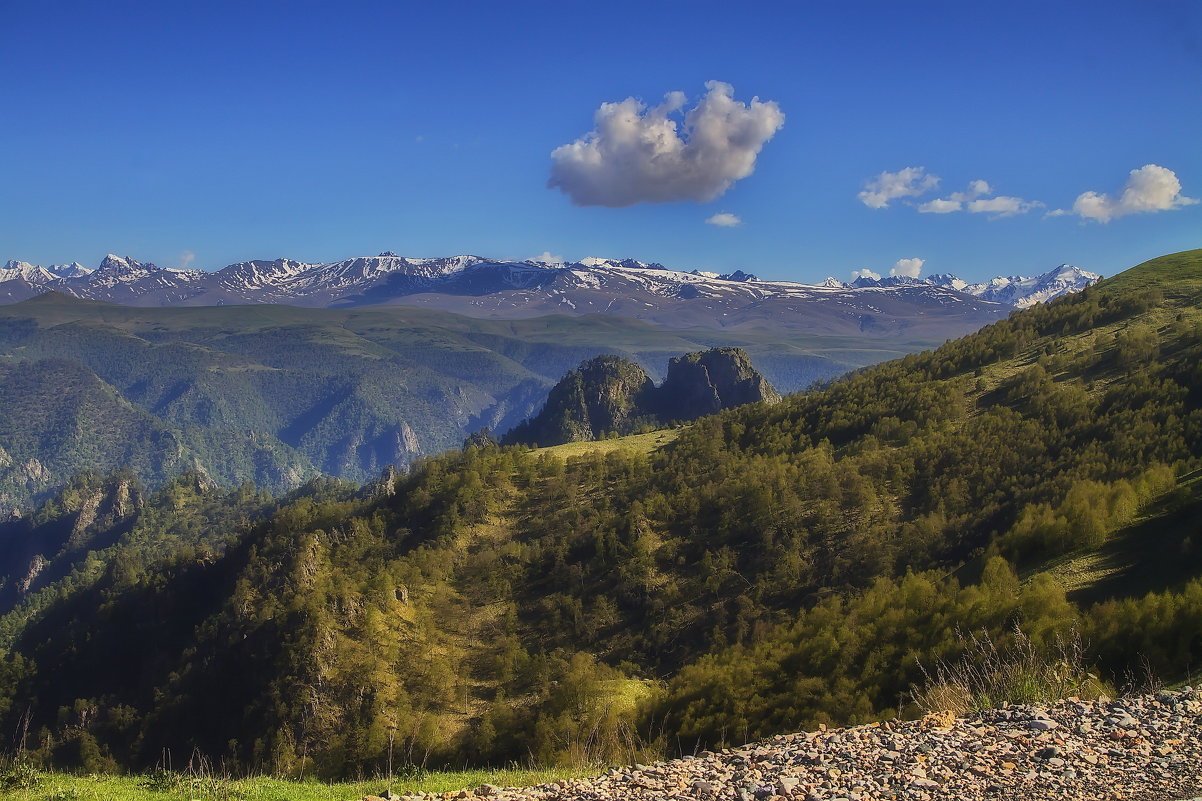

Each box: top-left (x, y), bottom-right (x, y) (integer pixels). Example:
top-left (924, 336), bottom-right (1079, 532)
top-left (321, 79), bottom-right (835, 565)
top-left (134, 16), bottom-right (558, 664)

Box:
top-left (891, 258), bottom-right (924, 278)
top-left (858, 167), bottom-right (939, 209)
top-left (548, 81), bottom-right (785, 207)
top-left (1071, 164), bottom-right (1198, 222)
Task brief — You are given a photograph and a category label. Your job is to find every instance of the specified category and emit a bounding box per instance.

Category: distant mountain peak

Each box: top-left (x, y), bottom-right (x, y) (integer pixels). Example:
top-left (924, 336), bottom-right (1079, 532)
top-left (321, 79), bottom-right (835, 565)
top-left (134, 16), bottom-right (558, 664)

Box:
top-left (97, 254), bottom-right (154, 274)
top-left (848, 264), bottom-right (1099, 307)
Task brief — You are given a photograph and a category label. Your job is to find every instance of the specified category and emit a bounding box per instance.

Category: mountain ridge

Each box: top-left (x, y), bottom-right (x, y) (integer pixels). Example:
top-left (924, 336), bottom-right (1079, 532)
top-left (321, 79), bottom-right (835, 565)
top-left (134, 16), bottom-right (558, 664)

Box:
top-left (0, 252), bottom-right (1095, 321)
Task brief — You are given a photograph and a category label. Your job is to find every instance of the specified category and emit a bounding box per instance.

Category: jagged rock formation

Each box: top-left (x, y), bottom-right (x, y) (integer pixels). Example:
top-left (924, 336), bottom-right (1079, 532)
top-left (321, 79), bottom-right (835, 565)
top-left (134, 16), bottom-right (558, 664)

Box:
top-left (0, 471), bottom-right (146, 605)
top-left (502, 355), bottom-right (657, 446)
top-left (656, 347), bottom-right (782, 421)
top-left (502, 347), bottom-right (779, 446)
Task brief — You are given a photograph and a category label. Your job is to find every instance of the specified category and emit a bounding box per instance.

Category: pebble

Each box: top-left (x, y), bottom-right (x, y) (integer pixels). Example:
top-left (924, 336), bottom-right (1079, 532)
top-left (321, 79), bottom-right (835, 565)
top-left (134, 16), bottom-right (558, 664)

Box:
top-left (386, 688), bottom-right (1202, 801)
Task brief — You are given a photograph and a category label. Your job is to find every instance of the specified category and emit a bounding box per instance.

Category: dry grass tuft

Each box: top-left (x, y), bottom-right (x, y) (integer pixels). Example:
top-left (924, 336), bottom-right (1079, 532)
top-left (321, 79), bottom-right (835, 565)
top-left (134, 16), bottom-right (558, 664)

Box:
top-left (913, 626), bottom-right (1109, 716)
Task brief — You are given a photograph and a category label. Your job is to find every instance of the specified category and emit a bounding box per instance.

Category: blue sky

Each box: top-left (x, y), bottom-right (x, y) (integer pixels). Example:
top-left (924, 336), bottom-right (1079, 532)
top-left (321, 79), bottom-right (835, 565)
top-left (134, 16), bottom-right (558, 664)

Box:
top-left (1, 0), bottom-right (1199, 283)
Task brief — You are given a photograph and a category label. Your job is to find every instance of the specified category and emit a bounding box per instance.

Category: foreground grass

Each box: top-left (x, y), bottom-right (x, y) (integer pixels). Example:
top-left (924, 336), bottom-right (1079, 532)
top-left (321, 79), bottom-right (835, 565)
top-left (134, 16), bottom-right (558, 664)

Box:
top-left (2, 766), bottom-right (586, 801)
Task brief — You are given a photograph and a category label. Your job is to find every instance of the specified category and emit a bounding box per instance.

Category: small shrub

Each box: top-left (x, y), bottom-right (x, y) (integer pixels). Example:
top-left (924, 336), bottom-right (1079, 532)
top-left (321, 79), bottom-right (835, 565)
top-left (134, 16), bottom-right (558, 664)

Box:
top-left (913, 626), bottom-right (1107, 716)
top-left (0, 757), bottom-right (42, 790)
top-left (140, 765), bottom-right (185, 791)
top-left (47, 790), bottom-right (83, 801)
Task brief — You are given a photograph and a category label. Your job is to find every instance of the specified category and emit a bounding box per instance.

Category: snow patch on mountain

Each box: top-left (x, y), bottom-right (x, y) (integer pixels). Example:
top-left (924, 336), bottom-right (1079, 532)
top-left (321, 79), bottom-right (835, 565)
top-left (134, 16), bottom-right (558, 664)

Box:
top-left (925, 265), bottom-right (1100, 308)
top-left (0, 252), bottom-right (1100, 312)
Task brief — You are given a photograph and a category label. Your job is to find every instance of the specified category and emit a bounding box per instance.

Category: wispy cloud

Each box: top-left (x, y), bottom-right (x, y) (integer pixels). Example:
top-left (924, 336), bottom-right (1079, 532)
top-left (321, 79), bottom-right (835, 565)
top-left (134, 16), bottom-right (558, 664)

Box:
top-left (705, 212), bottom-right (742, 227)
top-left (1069, 164), bottom-right (1197, 222)
top-left (851, 268), bottom-right (881, 280)
top-left (179, 250), bottom-right (196, 268)
top-left (918, 179), bottom-right (1039, 217)
top-left (549, 81), bottom-right (785, 207)
top-left (858, 167), bottom-right (939, 209)
top-left (917, 198), bottom-right (962, 214)
top-left (966, 195), bottom-right (1042, 217)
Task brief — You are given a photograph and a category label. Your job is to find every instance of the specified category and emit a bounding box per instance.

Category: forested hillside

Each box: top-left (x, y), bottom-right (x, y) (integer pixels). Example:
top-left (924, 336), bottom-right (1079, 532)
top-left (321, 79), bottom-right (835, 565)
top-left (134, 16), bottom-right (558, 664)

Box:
top-left (0, 297), bottom-right (903, 511)
top-left (0, 250), bottom-right (1198, 779)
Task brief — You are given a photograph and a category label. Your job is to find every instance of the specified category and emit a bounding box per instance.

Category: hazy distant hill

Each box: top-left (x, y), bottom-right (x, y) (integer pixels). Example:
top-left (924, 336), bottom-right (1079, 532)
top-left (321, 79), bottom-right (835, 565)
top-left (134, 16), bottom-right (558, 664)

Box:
top-left (0, 295), bottom-right (935, 510)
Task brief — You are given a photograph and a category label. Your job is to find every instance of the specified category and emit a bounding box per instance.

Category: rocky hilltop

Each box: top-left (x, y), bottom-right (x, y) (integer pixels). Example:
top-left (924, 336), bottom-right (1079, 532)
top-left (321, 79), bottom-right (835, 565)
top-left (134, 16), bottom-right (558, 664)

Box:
top-left (392, 689), bottom-right (1202, 801)
top-left (657, 347), bottom-right (783, 421)
top-left (502, 347), bottom-right (780, 447)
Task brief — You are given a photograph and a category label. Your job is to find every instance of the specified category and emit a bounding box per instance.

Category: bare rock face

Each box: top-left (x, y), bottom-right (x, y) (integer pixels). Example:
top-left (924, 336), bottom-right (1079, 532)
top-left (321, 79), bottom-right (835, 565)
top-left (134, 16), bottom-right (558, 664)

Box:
top-left (656, 347), bottom-right (781, 422)
top-left (16, 554), bottom-right (46, 594)
top-left (503, 356), bottom-right (656, 446)
top-left (367, 465), bottom-right (402, 498)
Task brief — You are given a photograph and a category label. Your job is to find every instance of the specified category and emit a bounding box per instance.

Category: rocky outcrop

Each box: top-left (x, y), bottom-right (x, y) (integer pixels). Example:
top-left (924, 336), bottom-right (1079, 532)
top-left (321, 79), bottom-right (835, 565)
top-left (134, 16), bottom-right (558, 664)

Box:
top-left (66, 475), bottom-right (143, 551)
top-left (367, 465), bottom-right (402, 498)
top-left (502, 348), bottom-right (779, 447)
top-left (656, 347), bottom-right (782, 422)
top-left (16, 553), bottom-right (46, 594)
top-left (393, 689), bottom-right (1202, 801)
top-left (502, 356), bottom-right (657, 446)
top-left (0, 471), bottom-right (146, 603)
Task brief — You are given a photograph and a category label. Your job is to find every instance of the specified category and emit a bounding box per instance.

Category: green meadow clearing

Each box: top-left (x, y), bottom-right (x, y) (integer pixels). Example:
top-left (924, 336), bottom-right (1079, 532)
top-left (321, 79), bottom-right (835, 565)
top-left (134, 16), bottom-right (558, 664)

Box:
top-left (0, 765), bottom-right (583, 801)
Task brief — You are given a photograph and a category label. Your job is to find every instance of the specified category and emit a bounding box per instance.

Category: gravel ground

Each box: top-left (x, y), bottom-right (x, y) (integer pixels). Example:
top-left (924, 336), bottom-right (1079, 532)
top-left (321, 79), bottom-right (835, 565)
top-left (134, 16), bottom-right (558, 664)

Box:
top-left (383, 688), bottom-right (1202, 801)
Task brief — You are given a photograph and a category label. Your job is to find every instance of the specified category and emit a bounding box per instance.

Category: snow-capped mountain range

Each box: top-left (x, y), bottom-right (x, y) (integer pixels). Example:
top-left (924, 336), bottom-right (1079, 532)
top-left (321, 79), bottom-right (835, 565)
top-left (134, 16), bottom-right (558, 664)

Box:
top-left (0, 253), bottom-right (1099, 338)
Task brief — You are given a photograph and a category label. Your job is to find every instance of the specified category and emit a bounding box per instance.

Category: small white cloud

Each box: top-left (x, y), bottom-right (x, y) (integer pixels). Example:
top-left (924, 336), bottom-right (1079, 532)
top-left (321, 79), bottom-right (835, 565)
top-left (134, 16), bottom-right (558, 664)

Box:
top-left (890, 257), bottom-right (924, 278)
top-left (918, 179), bottom-right (1038, 217)
top-left (966, 179), bottom-right (991, 197)
top-left (549, 81), bottom-right (785, 207)
top-left (1071, 164), bottom-right (1198, 223)
top-left (851, 268), bottom-right (881, 281)
top-left (179, 250), bottom-right (196, 268)
top-left (532, 251), bottom-right (564, 265)
top-left (947, 180), bottom-right (991, 203)
top-left (918, 198), bottom-right (962, 214)
top-left (966, 196), bottom-right (1041, 217)
top-left (705, 212), bottom-right (742, 227)
top-left (858, 167), bottom-right (939, 209)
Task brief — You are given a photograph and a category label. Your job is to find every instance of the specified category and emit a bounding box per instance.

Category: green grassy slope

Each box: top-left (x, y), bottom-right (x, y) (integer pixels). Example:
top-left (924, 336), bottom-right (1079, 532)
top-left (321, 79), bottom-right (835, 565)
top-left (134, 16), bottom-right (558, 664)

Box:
top-left (4, 766), bottom-right (582, 801)
top-left (0, 249), bottom-right (1197, 778)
